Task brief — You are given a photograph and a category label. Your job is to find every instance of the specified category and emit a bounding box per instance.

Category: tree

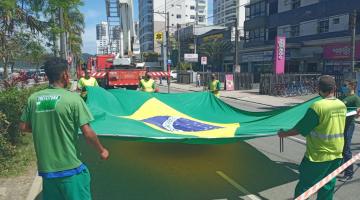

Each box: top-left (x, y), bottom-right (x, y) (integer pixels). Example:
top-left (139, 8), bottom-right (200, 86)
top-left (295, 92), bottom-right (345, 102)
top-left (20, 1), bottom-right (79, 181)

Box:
top-left (0, 0), bottom-right (45, 79)
top-left (198, 40), bottom-right (232, 72)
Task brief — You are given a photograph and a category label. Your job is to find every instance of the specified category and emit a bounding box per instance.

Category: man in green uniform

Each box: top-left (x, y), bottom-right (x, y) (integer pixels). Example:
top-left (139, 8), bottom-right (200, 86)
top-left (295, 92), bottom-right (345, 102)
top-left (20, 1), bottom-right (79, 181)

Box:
top-left (338, 79), bottom-right (360, 181)
top-left (78, 68), bottom-right (99, 100)
top-left (278, 75), bottom-right (346, 200)
top-left (139, 72), bottom-right (156, 92)
top-left (20, 57), bottom-right (109, 200)
top-left (208, 73), bottom-right (221, 97)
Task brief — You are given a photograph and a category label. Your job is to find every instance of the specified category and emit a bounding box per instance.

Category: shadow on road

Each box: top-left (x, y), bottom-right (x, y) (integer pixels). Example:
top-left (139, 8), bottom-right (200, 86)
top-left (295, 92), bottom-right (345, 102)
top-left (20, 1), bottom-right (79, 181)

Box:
top-left (36, 137), bottom-right (299, 200)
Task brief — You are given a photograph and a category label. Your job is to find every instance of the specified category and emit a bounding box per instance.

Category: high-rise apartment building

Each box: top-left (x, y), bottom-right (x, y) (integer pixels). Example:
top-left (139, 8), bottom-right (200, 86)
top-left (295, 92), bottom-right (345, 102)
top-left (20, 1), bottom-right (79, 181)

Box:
top-left (96, 21), bottom-right (109, 55)
top-left (213, 0), bottom-right (247, 28)
top-left (139, 0), bottom-right (207, 53)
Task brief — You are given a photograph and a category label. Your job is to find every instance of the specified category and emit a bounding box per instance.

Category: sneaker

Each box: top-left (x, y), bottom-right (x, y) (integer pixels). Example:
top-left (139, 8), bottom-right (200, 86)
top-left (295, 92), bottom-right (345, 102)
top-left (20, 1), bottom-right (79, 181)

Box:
top-left (338, 174), bottom-right (353, 181)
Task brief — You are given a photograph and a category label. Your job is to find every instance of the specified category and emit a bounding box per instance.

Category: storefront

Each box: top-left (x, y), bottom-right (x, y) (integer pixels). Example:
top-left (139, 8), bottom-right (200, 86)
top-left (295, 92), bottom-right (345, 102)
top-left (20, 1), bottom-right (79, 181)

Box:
top-left (239, 50), bottom-right (293, 82)
top-left (323, 42), bottom-right (360, 74)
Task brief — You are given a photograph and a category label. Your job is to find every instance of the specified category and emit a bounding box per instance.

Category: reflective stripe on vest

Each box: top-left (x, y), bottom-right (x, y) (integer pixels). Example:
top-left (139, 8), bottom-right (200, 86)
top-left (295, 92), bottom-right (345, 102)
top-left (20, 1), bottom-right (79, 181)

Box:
top-left (310, 131), bottom-right (344, 140)
top-left (141, 79), bottom-right (155, 92)
top-left (305, 98), bottom-right (346, 162)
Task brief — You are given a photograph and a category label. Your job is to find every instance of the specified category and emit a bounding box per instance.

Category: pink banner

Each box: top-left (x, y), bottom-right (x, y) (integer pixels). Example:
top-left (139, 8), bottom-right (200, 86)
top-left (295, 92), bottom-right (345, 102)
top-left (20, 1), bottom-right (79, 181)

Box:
top-left (323, 42), bottom-right (360, 59)
top-left (225, 74), bottom-right (234, 91)
top-left (273, 36), bottom-right (286, 74)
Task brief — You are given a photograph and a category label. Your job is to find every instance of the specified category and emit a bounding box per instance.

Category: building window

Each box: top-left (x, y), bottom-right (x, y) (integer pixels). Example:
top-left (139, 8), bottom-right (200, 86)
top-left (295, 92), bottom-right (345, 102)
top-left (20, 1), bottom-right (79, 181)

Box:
top-left (190, 15), bottom-right (195, 19)
top-left (291, 0), bottom-right (300, 9)
top-left (199, 16), bottom-right (204, 22)
top-left (290, 25), bottom-right (299, 37)
top-left (246, 28), bottom-right (265, 42)
top-left (246, 1), bottom-right (266, 20)
top-left (268, 28), bottom-right (277, 40)
top-left (176, 14), bottom-right (181, 19)
top-left (190, 5), bottom-right (195, 10)
top-left (333, 18), bottom-right (340, 24)
top-left (318, 19), bottom-right (329, 33)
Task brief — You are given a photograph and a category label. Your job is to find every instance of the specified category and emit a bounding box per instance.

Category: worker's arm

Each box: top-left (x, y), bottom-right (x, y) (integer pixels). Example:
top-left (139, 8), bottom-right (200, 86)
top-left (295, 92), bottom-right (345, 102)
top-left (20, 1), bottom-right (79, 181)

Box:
top-left (81, 124), bottom-right (109, 160)
top-left (355, 96), bottom-right (360, 117)
top-left (77, 78), bottom-right (83, 91)
top-left (93, 78), bottom-right (99, 87)
top-left (278, 108), bottom-right (319, 138)
top-left (20, 101), bottom-right (32, 133)
top-left (19, 122), bottom-right (32, 133)
top-left (76, 97), bottom-right (109, 160)
top-left (152, 81), bottom-right (156, 89)
top-left (215, 81), bottom-right (221, 92)
top-left (278, 128), bottom-right (300, 138)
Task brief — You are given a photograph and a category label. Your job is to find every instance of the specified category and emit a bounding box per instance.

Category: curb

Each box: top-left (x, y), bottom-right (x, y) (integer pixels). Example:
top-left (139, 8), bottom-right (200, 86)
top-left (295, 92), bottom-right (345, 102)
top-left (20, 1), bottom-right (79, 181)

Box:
top-left (26, 174), bottom-right (42, 200)
top-left (166, 84), bottom-right (301, 107)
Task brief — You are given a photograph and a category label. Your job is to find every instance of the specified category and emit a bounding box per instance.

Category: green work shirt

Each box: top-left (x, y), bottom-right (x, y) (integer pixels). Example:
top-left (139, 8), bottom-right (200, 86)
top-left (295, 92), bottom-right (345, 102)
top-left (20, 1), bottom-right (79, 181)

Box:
top-left (340, 94), bottom-right (360, 122)
top-left (21, 87), bottom-right (94, 173)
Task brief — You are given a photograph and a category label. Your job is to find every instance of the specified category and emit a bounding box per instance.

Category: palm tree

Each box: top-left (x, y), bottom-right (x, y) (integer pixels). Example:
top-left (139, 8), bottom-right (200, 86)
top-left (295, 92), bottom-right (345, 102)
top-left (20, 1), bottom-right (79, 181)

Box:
top-left (198, 40), bottom-right (232, 72)
top-left (64, 6), bottom-right (84, 67)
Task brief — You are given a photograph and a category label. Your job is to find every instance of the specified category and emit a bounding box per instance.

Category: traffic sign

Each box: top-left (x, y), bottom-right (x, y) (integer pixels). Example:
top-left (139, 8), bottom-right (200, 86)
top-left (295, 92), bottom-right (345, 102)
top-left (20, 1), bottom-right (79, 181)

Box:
top-left (154, 32), bottom-right (163, 42)
top-left (184, 54), bottom-right (198, 62)
top-left (201, 56), bottom-right (207, 65)
top-left (167, 59), bottom-right (172, 65)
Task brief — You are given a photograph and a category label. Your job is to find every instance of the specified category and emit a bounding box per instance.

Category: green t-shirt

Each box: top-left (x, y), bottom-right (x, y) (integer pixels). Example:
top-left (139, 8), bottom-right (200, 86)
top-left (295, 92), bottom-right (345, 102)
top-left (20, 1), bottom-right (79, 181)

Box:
top-left (294, 108), bottom-right (319, 137)
top-left (341, 94), bottom-right (360, 122)
top-left (21, 87), bottom-right (94, 173)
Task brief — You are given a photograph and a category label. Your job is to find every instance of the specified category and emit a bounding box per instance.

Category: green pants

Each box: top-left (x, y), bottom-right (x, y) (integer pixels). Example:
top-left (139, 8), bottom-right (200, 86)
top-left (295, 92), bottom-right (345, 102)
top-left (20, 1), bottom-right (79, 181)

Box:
top-left (295, 157), bottom-right (342, 200)
top-left (42, 168), bottom-right (92, 200)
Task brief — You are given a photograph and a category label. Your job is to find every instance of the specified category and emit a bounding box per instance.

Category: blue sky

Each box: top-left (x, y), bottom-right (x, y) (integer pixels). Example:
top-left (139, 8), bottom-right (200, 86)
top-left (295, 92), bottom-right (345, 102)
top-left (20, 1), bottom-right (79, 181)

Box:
top-left (81, 0), bottom-right (213, 54)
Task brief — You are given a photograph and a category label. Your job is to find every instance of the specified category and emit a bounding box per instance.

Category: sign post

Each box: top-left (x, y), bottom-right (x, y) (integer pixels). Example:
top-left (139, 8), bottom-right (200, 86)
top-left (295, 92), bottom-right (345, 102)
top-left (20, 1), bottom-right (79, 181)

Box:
top-left (201, 56), bottom-right (207, 90)
top-left (167, 59), bottom-right (171, 93)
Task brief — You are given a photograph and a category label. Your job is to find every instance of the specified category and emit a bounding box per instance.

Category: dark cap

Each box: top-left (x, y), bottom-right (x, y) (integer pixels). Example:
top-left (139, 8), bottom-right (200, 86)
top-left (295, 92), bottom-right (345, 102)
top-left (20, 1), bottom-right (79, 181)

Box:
top-left (318, 75), bottom-right (336, 93)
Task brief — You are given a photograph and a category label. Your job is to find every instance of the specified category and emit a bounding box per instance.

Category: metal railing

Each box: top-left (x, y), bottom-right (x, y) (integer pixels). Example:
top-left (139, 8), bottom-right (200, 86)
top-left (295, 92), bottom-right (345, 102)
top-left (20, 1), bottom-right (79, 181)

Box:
top-left (177, 72), bottom-right (254, 90)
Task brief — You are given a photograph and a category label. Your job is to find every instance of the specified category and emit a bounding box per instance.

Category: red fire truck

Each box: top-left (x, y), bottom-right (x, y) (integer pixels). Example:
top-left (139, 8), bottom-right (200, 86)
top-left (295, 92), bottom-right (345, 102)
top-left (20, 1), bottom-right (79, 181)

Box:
top-left (77, 54), bottom-right (146, 90)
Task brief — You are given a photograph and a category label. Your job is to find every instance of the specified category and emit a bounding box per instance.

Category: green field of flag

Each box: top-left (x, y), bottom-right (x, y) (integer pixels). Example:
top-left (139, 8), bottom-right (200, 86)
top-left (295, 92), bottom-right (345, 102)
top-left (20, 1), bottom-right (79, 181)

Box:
top-left (86, 87), bottom-right (321, 144)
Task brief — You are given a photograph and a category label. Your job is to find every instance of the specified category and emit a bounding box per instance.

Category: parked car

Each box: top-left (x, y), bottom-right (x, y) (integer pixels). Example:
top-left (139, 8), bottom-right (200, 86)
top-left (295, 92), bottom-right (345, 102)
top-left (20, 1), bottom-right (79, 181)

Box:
top-left (170, 70), bottom-right (177, 79)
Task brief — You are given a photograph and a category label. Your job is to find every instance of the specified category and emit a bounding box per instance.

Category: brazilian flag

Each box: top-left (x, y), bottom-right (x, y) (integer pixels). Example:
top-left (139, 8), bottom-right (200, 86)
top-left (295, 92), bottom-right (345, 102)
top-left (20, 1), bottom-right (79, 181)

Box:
top-left (86, 87), bottom-right (320, 144)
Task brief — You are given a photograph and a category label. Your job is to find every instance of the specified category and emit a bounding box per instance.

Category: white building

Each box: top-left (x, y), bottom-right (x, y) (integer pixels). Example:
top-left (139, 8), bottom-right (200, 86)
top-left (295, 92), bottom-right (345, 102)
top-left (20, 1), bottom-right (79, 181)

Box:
top-left (139, 0), bottom-right (208, 53)
top-left (96, 21), bottom-right (109, 55)
top-left (133, 21), bottom-right (140, 56)
top-left (213, 0), bottom-right (247, 30)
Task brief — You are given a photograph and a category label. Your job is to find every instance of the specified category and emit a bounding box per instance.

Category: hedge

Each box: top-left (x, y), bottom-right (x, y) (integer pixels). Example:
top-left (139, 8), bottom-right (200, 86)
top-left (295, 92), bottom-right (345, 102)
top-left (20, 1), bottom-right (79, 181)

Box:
top-left (0, 85), bottom-right (47, 144)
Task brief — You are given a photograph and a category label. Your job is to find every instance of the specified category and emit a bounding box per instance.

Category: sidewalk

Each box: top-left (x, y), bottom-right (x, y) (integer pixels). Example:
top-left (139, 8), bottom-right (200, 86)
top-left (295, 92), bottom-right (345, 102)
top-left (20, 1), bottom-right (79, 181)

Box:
top-left (165, 82), bottom-right (316, 107)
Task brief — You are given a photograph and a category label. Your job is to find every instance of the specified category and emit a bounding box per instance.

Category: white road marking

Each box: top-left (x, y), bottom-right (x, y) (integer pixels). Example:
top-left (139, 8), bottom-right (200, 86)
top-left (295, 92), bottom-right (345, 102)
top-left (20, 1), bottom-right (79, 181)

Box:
top-left (288, 136), bottom-right (306, 145)
top-left (216, 171), bottom-right (262, 200)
